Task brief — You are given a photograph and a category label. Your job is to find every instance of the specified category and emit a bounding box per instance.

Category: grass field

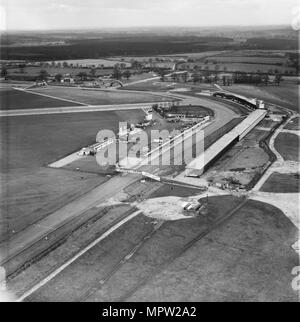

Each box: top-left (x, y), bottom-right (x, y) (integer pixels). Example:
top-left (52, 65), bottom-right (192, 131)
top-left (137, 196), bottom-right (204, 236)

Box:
top-left (227, 84), bottom-right (299, 112)
top-left (29, 87), bottom-right (172, 105)
top-left (167, 105), bottom-right (213, 117)
top-left (0, 87), bottom-right (81, 110)
top-left (128, 198), bottom-right (298, 302)
top-left (22, 195), bottom-right (299, 302)
top-left (206, 55), bottom-right (289, 65)
top-left (261, 173), bottom-right (300, 193)
top-left (179, 62), bottom-right (296, 74)
top-left (48, 58), bottom-right (130, 67)
top-left (121, 80), bottom-right (173, 92)
top-left (0, 109), bottom-right (145, 240)
top-left (284, 117), bottom-right (300, 130)
top-left (8, 66), bottom-right (114, 78)
top-left (275, 133), bottom-right (299, 161)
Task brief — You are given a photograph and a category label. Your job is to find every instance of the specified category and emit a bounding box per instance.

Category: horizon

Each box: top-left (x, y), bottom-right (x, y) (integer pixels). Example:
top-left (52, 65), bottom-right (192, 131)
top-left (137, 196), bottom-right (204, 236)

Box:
top-left (0, 24), bottom-right (294, 34)
top-left (0, 0), bottom-right (298, 31)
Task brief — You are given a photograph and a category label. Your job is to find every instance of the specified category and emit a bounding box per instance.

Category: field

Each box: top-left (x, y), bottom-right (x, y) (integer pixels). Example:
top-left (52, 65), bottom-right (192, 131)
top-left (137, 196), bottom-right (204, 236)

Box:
top-left (206, 55), bottom-right (290, 65)
top-left (284, 117), bottom-right (300, 130)
top-left (167, 105), bottom-right (213, 117)
top-left (274, 133), bottom-right (299, 161)
top-left (226, 84), bottom-right (299, 112)
top-left (177, 50), bottom-right (298, 75)
top-left (0, 87), bottom-right (82, 110)
top-left (48, 58), bottom-right (130, 68)
top-left (128, 198), bottom-right (298, 302)
top-left (112, 51), bottom-right (230, 62)
top-left (15, 195), bottom-right (298, 302)
top-left (0, 109), bottom-right (145, 240)
top-left (29, 87), bottom-right (172, 105)
top-left (178, 62), bottom-right (296, 75)
top-left (261, 173), bottom-right (300, 193)
top-left (121, 81), bottom-right (218, 94)
top-left (7, 66), bottom-right (114, 78)
top-left (121, 80), bottom-right (174, 92)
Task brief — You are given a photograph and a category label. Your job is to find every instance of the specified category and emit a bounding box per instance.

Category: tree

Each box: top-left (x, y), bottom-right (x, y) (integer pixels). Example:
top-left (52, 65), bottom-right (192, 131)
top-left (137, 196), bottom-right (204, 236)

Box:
top-left (38, 69), bottom-right (49, 81)
top-left (131, 60), bottom-right (141, 71)
top-left (112, 67), bottom-right (122, 80)
top-left (90, 68), bottom-right (96, 78)
top-left (76, 72), bottom-right (88, 81)
top-left (63, 61), bottom-right (68, 68)
top-left (19, 63), bottom-right (26, 74)
top-left (1, 66), bottom-right (8, 78)
top-left (222, 75), bottom-right (227, 86)
top-left (122, 69), bottom-right (131, 80)
top-left (275, 74), bottom-right (283, 86)
top-left (158, 69), bottom-right (168, 82)
top-left (182, 72), bottom-right (188, 83)
top-left (214, 65), bottom-right (220, 72)
top-left (191, 73), bottom-right (200, 84)
top-left (55, 73), bottom-right (63, 82)
top-left (254, 74), bottom-right (262, 86)
top-left (262, 74), bottom-right (269, 86)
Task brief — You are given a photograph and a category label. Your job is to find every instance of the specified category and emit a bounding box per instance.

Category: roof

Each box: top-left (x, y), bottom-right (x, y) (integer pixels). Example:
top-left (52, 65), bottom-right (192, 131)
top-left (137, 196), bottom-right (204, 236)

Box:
top-left (187, 109), bottom-right (267, 170)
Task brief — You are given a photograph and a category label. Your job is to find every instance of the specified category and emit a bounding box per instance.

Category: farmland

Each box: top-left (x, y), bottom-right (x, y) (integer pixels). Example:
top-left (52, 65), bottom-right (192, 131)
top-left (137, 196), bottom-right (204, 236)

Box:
top-left (6, 66), bottom-right (114, 79)
top-left (178, 62), bottom-right (296, 75)
top-left (175, 49), bottom-right (298, 76)
top-left (0, 87), bottom-right (82, 110)
top-left (0, 109), bottom-right (145, 240)
top-left (47, 58), bottom-right (130, 68)
top-left (29, 87), bottom-right (173, 105)
top-left (224, 84), bottom-right (299, 112)
top-left (205, 55), bottom-right (290, 65)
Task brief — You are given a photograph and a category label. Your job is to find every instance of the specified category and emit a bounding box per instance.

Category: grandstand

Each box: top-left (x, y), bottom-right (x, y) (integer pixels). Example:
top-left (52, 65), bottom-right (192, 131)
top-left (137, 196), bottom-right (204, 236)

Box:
top-left (185, 109), bottom-right (267, 177)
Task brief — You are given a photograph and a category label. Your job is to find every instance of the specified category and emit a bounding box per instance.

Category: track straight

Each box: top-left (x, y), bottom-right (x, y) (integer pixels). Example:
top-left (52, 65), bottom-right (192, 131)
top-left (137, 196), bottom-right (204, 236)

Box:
top-left (16, 210), bottom-right (142, 302)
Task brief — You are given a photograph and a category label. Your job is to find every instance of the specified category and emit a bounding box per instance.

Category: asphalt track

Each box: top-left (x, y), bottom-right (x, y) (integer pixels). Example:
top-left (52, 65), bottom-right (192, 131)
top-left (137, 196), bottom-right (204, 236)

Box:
top-left (0, 90), bottom-right (238, 266)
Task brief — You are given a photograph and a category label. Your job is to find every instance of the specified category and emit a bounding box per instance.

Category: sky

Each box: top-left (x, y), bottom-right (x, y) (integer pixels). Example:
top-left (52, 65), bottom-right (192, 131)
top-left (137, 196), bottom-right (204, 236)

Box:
top-left (0, 0), bottom-right (299, 31)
